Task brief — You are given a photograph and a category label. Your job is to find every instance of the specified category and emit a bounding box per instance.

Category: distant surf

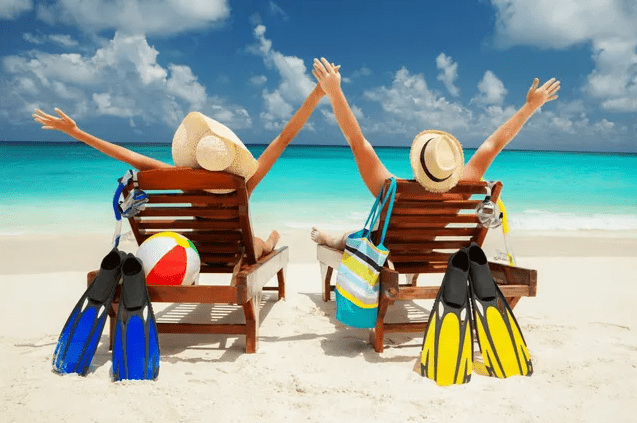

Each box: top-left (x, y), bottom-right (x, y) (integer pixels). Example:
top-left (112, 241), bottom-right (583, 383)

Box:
top-left (2, 143), bottom-right (636, 235)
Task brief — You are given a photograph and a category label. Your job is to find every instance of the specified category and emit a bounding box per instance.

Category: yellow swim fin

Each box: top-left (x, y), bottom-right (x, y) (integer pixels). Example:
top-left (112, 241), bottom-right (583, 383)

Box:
top-left (466, 242), bottom-right (533, 378)
top-left (420, 250), bottom-right (473, 386)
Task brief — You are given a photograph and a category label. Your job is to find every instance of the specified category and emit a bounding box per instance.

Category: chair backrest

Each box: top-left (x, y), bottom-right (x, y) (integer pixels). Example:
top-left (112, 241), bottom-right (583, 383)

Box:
top-left (373, 179), bottom-right (502, 274)
top-left (123, 168), bottom-right (257, 273)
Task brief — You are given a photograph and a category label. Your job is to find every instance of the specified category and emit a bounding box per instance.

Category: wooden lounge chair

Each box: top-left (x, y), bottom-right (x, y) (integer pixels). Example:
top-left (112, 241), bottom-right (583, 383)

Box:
top-left (316, 179), bottom-right (537, 352)
top-left (87, 168), bottom-right (288, 353)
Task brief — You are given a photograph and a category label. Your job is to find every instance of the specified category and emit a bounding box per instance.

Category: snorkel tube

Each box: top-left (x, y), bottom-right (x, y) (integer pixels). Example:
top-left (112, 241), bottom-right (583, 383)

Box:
top-left (496, 197), bottom-right (516, 266)
top-left (477, 181), bottom-right (516, 266)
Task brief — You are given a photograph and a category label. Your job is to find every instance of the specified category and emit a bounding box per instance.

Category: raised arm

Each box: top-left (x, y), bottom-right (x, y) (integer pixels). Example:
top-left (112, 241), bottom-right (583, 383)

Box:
top-left (313, 57), bottom-right (393, 197)
top-left (246, 81), bottom-right (328, 196)
top-left (33, 108), bottom-right (171, 171)
top-left (463, 78), bottom-right (560, 181)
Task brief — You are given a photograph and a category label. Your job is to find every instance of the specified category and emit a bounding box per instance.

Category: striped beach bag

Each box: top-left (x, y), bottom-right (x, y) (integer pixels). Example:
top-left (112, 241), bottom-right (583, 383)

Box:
top-left (335, 177), bottom-right (397, 328)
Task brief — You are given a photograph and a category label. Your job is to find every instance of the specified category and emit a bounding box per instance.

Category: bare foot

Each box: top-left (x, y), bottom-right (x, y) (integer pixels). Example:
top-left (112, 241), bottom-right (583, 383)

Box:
top-left (263, 230), bottom-right (280, 253)
top-left (311, 227), bottom-right (328, 244)
top-left (311, 227), bottom-right (347, 249)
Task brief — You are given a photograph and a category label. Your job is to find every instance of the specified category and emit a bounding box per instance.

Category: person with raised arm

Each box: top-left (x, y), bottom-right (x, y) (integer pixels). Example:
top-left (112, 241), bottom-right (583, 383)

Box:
top-left (34, 77), bottom-right (337, 259)
top-left (310, 57), bottom-right (560, 249)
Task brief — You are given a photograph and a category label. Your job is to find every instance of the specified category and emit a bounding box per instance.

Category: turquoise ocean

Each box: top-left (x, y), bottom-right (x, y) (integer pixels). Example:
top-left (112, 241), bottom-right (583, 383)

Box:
top-left (2, 142), bottom-right (636, 236)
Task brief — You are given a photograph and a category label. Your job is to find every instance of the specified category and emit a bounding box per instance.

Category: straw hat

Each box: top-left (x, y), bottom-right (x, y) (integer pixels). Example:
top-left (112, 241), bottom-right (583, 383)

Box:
top-left (409, 129), bottom-right (464, 193)
top-left (172, 112), bottom-right (258, 180)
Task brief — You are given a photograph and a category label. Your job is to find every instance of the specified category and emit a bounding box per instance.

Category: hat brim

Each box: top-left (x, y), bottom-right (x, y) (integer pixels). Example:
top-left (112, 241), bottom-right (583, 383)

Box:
top-left (172, 112), bottom-right (258, 181)
top-left (409, 129), bottom-right (464, 193)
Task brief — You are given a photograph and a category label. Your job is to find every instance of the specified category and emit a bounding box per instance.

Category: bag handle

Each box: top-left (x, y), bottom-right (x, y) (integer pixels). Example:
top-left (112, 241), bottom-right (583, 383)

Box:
top-left (364, 177), bottom-right (396, 244)
top-left (360, 177), bottom-right (397, 244)
top-left (362, 181), bottom-right (387, 233)
top-left (376, 177), bottom-right (396, 246)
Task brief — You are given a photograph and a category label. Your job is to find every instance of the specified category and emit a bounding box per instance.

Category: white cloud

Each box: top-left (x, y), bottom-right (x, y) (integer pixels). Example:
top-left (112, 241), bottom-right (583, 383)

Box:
top-left (248, 24), bottom-right (316, 130)
top-left (166, 64), bottom-right (207, 111)
top-left (320, 109), bottom-right (336, 126)
top-left (1, 32), bottom-right (251, 130)
top-left (356, 66), bottom-right (626, 151)
top-left (269, 2), bottom-right (289, 21)
top-left (489, 0), bottom-right (637, 112)
top-left (436, 53), bottom-right (459, 96)
top-left (586, 38), bottom-right (637, 111)
top-left (23, 33), bottom-right (44, 44)
top-left (363, 67), bottom-right (473, 138)
top-left (490, 0), bottom-right (636, 49)
top-left (51, 80), bottom-right (83, 99)
top-left (249, 75), bottom-right (267, 86)
top-left (351, 105), bottom-right (365, 120)
top-left (49, 34), bottom-right (79, 47)
top-left (320, 104), bottom-right (364, 127)
top-left (481, 106), bottom-right (518, 137)
top-left (23, 33), bottom-right (79, 47)
top-left (499, 99), bottom-right (625, 149)
top-left (36, 0), bottom-right (230, 36)
top-left (93, 92), bottom-right (137, 117)
top-left (594, 118), bottom-right (615, 131)
top-left (601, 97), bottom-right (637, 112)
top-left (0, 0), bottom-right (32, 19)
top-left (342, 66), bottom-right (372, 84)
top-left (15, 76), bottom-right (38, 96)
top-left (260, 89), bottom-right (294, 130)
top-left (92, 34), bottom-right (167, 85)
top-left (472, 71), bottom-right (508, 105)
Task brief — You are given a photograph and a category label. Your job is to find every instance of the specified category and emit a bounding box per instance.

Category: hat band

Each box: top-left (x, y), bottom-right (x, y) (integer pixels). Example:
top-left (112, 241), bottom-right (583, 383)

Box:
top-left (420, 138), bottom-right (451, 183)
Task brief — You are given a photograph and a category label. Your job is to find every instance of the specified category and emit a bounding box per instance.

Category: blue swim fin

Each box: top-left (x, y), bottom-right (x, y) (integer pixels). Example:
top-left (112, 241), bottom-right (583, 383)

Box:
top-left (112, 254), bottom-right (160, 381)
top-left (52, 249), bottom-right (124, 375)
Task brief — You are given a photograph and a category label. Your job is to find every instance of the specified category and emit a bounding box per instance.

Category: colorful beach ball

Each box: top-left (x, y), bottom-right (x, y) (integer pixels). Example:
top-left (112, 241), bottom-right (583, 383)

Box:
top-left (136, 232), bottom-right (200, 286)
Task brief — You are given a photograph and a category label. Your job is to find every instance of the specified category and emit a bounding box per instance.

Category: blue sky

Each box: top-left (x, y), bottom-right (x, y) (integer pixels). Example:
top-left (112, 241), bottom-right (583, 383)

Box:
top-left (1, 0), bottom-right (635, 152)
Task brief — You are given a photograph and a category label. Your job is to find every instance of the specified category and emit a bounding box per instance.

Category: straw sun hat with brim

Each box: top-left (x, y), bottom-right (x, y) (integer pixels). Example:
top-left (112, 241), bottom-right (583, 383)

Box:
top-left (172, 112), bottom-right (258, 181)
top-left (409, 129), bottom-right (464, 193)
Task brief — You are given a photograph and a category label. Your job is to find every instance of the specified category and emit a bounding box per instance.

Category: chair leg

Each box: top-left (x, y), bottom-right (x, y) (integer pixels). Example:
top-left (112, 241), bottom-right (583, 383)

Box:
top-left (405, 273), bottom-right (418, 286)
top-left (320, 263), bottom-right (333, 302)
top-left (243, 296), bottom-right (259, 353)
top-left (276, 267), bottom-right (286, 300)
top-left (370, 296), bottom-right (391, 352)
top-left (507, 296), bottom-right (521, 309)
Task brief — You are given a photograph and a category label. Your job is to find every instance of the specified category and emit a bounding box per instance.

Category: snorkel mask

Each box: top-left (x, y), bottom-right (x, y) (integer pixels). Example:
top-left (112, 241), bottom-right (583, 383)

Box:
top-left (475, 181), bottom-right (516, 266)
top-left (475, 181), bottom-right (502, 229)
top-left (112, 170), bottom-right (148, 248)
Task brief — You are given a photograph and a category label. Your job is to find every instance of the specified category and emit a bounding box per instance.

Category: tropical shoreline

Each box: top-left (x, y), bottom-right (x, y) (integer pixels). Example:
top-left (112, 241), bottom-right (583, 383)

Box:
top-left (1, 233), bottom-right (636, 421)
top-left (3, 229), bottom-right (636, 276)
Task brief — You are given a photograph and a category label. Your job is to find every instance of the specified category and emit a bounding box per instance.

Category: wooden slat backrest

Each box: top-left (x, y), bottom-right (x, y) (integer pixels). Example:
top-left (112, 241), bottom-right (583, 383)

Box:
top-left (123, 168), bottom-right (257, 273)
top-left (374, 179), bottom-right (502, 274)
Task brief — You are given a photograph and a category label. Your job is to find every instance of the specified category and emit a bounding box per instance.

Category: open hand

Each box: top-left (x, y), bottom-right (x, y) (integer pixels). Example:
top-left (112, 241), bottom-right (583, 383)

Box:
top-left (32, 108), bottom-right (78, 134)
top-left (526, 78), bottom-right (560, 109)
top-left (312, 58), bottom-right (342, 98)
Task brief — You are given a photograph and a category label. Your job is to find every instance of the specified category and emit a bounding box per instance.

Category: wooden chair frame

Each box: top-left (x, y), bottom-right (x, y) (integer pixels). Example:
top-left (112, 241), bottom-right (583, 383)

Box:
top-left (317, 179), bottom-right (537, 352)
top-left (87, 168), bottom-right (288, 353)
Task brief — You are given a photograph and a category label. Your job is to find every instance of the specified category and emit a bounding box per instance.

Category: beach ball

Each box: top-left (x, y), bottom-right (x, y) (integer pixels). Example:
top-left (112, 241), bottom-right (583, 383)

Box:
top-left (136, 232), bottom-right (200, 286)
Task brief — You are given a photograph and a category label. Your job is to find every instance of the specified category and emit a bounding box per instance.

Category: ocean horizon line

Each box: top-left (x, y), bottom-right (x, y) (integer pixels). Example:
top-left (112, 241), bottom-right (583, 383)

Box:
top-left (2, 140), bottom-right (636, 156)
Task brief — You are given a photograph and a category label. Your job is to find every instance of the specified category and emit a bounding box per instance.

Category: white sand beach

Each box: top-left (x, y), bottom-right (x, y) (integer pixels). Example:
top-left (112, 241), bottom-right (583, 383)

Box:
top-left (1, 229), bottom-right (636, 423)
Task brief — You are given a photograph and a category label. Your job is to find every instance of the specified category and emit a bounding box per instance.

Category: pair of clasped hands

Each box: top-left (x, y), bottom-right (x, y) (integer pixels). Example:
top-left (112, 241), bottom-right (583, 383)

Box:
top-left (312, 58), bottom-right (343, 99)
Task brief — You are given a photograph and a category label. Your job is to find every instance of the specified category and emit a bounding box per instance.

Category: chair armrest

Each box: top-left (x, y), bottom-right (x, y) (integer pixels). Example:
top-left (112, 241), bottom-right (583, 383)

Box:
top-left (316, 244), bottom-right (343, 270)
top-left (488, 261), bottom-right (538, 297)
top-left (234, 246), bottom-right (289, 303)
top-left (380, 267), bottom-right (400, 300)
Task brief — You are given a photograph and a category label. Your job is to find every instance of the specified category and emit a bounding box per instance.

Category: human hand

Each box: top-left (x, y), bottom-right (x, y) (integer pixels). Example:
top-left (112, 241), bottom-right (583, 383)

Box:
top-left (32, 108), bottom-right (79, 134)
top-left (312, 58), bottom-right (342, 98)
top-left (313, 69), bottom-right (341, 98)
top-left (526, 78), bottom-right (560, 109)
